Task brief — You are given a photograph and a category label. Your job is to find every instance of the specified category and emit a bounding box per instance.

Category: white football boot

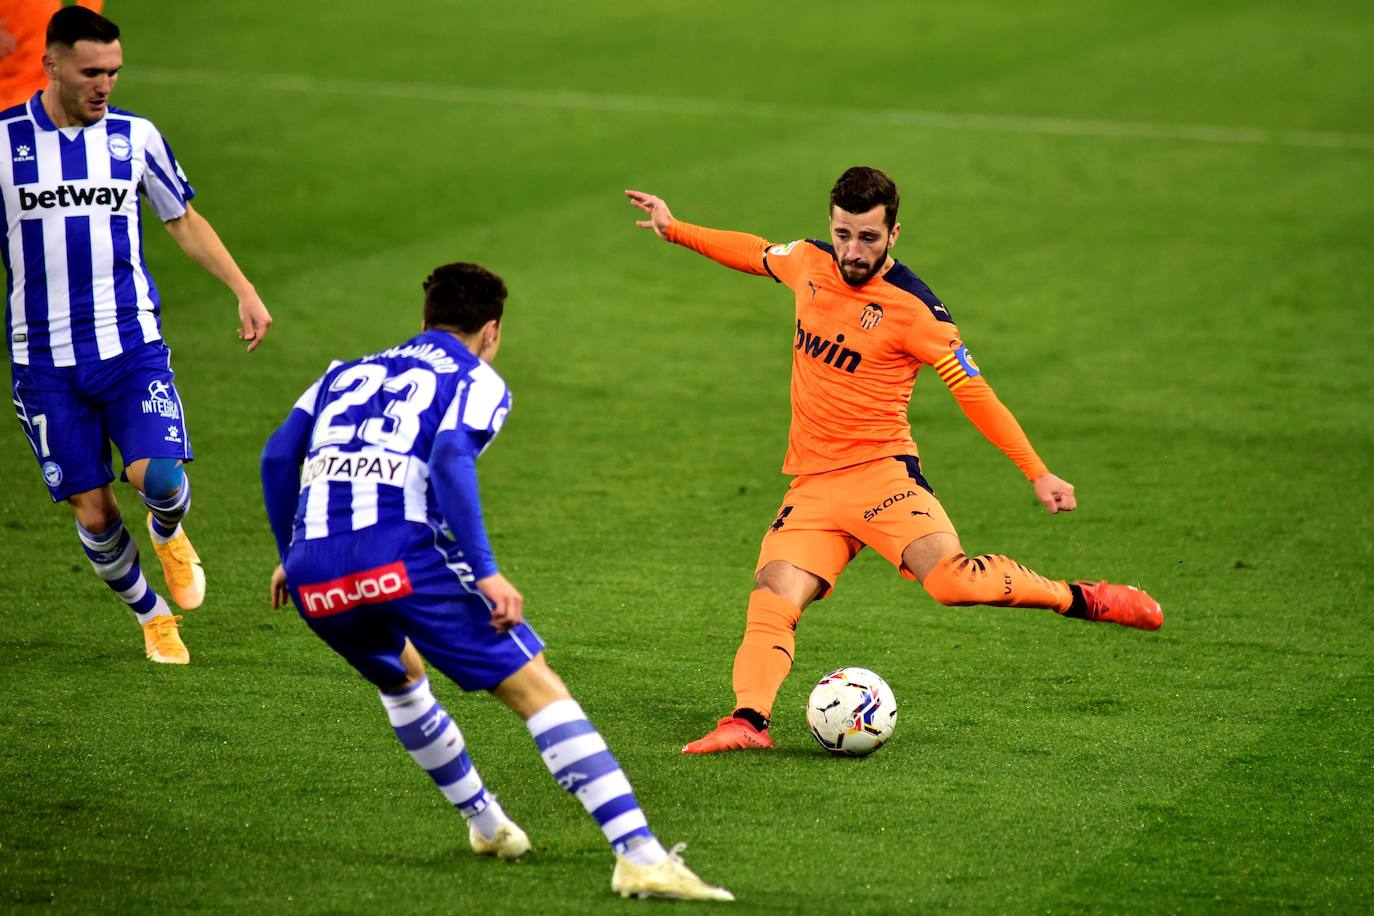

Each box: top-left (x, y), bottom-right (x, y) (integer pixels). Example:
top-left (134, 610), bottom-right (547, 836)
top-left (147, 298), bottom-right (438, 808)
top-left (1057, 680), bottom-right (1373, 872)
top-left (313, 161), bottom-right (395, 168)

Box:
top-left (611, 844), bottom-right (734, 902)
top-left (469, 818), bottom-right (530, 861)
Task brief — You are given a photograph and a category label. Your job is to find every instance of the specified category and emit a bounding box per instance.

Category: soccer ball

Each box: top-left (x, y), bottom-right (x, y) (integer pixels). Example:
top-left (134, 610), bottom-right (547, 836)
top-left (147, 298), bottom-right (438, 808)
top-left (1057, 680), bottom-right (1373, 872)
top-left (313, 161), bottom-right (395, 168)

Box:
top-left (805, 667), bottom-right (897, 756)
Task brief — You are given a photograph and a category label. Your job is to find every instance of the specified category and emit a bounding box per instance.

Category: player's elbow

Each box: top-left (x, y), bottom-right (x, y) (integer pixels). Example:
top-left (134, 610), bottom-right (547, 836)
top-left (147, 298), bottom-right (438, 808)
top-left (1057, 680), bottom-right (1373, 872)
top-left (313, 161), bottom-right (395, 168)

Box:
top-left (430, 434), bottom-right (478, 480)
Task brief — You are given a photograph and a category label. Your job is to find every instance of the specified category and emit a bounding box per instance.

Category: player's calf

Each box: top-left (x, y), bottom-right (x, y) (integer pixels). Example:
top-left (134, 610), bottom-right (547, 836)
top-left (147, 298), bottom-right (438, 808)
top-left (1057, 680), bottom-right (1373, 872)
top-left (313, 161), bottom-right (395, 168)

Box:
top-left (137, 459), bottom-right (205, 609)
top-left (75, 517), bottom-right (187, 663)
top-left (522, 697), bottom-right (733, 896)
top-left (380, 678), bottom-right (519, 848)
top-left (141, 459), bottom-right (192, 539)
top-left (525, 699), bottom-right (665, 855)
top-left (921, 551), bottom-right (1074, 611)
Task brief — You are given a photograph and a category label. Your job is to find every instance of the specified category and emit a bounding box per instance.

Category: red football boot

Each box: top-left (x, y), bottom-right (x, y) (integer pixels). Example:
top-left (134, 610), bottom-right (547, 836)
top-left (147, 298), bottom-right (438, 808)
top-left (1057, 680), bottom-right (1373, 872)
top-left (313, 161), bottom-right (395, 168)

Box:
top-left (681, 716), bottom-right (774, 754)
top-left (1075, 581), bottom-right (1163, 631)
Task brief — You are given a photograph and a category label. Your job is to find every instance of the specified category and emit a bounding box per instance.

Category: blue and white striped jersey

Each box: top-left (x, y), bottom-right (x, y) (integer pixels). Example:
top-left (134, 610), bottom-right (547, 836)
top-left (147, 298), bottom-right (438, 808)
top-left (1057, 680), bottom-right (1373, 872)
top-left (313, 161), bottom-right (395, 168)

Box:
top-left (287, 330), bottom-right (511, 549)
top-left (2, 92), bottom-right (195, 367)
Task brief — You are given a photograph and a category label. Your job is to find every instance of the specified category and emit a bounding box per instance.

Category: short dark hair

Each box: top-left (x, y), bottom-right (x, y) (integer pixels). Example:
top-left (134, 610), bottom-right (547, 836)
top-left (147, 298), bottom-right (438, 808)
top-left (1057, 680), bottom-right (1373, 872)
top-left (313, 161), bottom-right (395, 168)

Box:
top-left (423, 263), bottom-right (506, 333)
top-left (47, 7), bottom-right (121, 49)
top-left (829, 166), bottom-right (900, 230)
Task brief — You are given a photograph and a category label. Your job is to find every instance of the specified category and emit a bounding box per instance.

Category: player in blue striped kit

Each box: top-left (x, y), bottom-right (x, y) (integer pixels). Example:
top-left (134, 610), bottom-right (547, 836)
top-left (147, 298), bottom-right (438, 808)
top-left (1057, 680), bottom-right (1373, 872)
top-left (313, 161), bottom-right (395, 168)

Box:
top-left (3, 8), bottom-right (272, 663)
top-left (261, 263), bottom-right (731, 902)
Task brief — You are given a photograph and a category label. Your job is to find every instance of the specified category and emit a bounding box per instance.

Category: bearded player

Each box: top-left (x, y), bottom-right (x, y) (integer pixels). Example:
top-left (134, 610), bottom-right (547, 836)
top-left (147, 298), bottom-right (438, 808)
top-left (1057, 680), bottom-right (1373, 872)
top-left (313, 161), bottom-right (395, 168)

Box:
top-left (625, 167), bottom-right (1162, 754)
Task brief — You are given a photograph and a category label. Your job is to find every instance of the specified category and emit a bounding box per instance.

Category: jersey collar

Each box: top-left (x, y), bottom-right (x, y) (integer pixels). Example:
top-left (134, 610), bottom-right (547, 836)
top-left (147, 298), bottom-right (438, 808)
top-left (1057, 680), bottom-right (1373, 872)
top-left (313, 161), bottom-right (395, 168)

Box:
top-left (419, 327), bottom-right (478, 362)
top-left (29, 92), bottom-right (59, 132)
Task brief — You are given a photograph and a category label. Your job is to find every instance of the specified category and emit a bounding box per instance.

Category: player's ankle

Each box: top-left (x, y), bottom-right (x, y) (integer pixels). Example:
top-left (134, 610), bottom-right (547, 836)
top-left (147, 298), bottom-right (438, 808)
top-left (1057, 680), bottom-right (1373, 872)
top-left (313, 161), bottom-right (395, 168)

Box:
top-left (731, 707), bottom-right (769, 731)
top-left (1061, 583), bottom-right (1090, 618)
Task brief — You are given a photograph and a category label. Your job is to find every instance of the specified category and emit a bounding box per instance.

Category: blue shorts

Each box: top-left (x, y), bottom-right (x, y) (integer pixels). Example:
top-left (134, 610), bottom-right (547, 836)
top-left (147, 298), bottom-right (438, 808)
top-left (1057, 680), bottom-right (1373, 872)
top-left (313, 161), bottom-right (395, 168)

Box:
top-left (284, 527), bottom-right (544, 692)
top-left (9, 342), bottom-right (193, 501)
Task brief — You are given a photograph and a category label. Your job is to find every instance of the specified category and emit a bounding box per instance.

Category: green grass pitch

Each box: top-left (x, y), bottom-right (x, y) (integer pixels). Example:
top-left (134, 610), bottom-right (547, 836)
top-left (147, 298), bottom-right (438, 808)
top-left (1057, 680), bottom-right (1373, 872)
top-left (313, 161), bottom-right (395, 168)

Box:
top-left (2, 1), bottom-right (1372, 911)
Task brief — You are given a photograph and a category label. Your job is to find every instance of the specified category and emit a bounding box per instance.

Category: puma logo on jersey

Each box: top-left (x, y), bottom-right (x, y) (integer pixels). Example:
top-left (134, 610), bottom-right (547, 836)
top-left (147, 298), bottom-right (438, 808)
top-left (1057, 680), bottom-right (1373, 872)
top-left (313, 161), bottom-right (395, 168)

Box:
top-left (795, 320), bottom-right (862, 374)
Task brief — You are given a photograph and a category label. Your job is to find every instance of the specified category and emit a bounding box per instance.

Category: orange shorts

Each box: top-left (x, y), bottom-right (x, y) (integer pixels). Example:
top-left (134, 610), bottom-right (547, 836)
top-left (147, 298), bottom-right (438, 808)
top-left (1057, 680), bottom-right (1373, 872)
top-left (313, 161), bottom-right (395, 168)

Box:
top-left (755, 455), bottom-right (956, 599)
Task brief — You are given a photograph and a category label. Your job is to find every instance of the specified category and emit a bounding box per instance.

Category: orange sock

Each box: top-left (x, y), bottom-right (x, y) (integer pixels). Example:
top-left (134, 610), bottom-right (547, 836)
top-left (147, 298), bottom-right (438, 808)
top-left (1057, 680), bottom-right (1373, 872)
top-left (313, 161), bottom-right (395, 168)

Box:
top-left (731, 589), bottom-right (803, 721)
top-left (922, 552), bottom-right (1074, 612)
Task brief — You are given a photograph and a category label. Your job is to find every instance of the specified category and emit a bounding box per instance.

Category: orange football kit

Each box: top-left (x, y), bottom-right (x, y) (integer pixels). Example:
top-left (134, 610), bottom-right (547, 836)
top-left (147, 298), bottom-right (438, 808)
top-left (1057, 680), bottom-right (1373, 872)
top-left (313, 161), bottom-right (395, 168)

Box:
top-left (661, 219), bottom-right (1160, 748)
top-left (0, 1), bottom-right (104, 111)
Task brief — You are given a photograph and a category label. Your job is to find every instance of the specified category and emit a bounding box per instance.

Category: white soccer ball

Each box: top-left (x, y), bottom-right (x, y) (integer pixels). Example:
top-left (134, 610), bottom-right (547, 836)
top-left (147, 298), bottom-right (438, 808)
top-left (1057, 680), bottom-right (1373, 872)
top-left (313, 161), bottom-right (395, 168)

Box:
top-left (805, 667), bottom-right (897, 757)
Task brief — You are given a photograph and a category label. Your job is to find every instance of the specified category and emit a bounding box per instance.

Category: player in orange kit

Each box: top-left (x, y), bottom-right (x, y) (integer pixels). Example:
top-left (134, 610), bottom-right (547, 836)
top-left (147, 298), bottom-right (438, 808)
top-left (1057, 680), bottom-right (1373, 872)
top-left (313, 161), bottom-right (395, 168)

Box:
top-left (0, 1), bottom-right (104, 110)
top-left (625, 167), bottom-right (1162, 754)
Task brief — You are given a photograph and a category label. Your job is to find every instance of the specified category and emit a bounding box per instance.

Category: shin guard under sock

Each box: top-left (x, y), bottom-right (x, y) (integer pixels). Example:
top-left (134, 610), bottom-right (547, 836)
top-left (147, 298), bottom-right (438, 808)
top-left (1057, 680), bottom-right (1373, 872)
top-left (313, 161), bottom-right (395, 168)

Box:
top-left (922, 552), bottom-right (1073, 612)
top-left (731, 589), bottom-right (803, 722)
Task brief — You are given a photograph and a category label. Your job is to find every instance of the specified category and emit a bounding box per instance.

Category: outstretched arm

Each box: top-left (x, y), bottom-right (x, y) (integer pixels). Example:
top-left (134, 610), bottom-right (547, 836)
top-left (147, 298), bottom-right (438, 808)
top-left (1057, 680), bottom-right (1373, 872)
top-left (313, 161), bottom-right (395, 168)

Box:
top-left (163, 203), bottom-right (272, 352)
top-left (949, 378), bottom-right (1077, 515)
top-left (625, 189), bottom-right (771, 276)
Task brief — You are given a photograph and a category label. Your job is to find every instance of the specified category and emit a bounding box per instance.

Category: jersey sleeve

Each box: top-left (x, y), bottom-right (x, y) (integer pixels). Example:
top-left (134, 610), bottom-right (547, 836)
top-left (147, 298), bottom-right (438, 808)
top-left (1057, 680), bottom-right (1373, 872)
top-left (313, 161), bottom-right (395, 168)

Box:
top-left (428, 432), bottom-right (498, 581)
top-left (663, 220), bottom-right (772, 277)
top-left (260, 373), bottom-right (330, 558)
top-left (428, 365), bottom-right (510, 582)
top-left (906, 319), bottom-right (1048, 481)
top-left (436, 362), bottom-right (511, 456)
top-left (759, 239), bottom-right (816, 289)
top-left (948, 377), bottom-right (1049, 481)
top-left (138, 122), bottom-right (196, 221)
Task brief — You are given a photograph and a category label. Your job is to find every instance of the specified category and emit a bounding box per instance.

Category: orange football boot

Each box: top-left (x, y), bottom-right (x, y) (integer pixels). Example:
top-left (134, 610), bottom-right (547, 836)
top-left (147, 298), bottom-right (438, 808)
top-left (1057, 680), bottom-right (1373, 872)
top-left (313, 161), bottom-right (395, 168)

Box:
top-left (1075, 581), bottom-right (1163, 631)
top-left (682, 716), bottom-right (773, 754)
top-left (142, 614), bottom-right (189, 664)
top-left (147, 514), bottom-right (206, 610)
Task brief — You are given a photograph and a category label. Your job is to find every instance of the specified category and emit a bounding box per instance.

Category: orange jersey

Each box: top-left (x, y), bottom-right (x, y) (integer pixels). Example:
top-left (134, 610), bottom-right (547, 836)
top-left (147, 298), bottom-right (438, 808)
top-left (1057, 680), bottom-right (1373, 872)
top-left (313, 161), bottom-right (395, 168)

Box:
top-left (0, 1), bottom-right (104, 111)
top-left (665, 220), bottom-right (1048, 480)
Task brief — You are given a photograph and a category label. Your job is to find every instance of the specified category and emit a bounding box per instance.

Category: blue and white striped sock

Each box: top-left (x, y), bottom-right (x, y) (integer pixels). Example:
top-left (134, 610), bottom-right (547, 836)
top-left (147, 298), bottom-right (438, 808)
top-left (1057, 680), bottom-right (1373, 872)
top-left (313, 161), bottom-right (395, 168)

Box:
top-left (77, 519), bottom-right (171, 624)
top-left (144, 475), bottom-right (191, 542)
top-left (380, 678), bottom-right (508, 840)
top-left (527, 698), bottom-right (668, 866)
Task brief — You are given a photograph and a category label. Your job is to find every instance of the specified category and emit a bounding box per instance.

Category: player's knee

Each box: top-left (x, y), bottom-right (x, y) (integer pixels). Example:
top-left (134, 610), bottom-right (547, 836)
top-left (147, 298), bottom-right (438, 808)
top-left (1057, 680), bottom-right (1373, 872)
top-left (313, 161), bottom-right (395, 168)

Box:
top-left (532, 660), bottom-right (572, 700)
top-left (754, 561), bottom-right (823, 607)
top-left (493, 655), bottom-right (572, 719)
top-left (745, 588), bottom-right (802, 638)
top-left (68, 487), bottom-right (121, 534)
top-left (141, 458), bottom-right (185, 501)
top-left (921, 551), bottom-right (991, 607)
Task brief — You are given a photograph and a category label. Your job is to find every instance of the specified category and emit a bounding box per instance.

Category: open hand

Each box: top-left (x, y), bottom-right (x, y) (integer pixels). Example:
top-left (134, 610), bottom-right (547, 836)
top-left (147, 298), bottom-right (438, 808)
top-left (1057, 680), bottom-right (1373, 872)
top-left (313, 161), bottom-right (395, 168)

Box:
top-left (624, 189), bottom-right (674, 239)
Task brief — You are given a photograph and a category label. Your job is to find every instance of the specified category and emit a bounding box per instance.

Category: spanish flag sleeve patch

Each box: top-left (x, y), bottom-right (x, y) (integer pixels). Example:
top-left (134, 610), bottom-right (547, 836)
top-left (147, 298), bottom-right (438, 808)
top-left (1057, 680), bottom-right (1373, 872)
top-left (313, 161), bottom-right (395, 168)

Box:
top-left (932, 346), bottom-right (982, 392)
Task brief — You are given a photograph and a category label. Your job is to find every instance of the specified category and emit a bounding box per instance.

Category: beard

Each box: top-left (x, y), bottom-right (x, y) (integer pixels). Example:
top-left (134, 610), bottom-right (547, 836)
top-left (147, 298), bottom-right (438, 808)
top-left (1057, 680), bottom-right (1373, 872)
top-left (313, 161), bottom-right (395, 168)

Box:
top-left (838, 244), bottom-right (889, 286)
